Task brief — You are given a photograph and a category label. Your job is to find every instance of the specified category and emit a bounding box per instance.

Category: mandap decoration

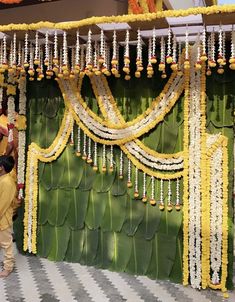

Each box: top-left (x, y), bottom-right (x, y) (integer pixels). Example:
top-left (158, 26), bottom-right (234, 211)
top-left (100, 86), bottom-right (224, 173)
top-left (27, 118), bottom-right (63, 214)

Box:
top-left (0, 3), bottom-right (233, 298)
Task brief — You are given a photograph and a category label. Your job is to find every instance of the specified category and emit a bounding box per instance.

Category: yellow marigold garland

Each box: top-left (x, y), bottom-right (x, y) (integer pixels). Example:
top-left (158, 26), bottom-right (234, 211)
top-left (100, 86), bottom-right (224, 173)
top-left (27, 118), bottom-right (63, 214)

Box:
top-left (182, 67), bottom-right (190, 286)
top-left (0, 5), bottom-right (234, 32)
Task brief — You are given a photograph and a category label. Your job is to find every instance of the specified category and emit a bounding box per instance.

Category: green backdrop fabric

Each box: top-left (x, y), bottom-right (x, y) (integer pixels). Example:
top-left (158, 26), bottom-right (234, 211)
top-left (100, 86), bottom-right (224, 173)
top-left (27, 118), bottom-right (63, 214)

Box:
top-left (14, 67), bottom-right (234, 288)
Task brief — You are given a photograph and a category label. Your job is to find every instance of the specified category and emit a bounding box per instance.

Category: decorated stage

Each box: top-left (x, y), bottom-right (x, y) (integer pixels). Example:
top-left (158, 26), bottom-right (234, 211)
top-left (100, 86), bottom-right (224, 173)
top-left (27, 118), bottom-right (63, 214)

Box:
top-left (0, 1), bottom-right (234, 298)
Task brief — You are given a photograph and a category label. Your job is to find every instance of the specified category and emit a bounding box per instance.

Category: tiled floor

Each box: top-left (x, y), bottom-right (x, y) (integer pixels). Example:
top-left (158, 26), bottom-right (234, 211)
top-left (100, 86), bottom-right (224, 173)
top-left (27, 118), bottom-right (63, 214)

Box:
top-left (0, 247), bottom-right (234, 302)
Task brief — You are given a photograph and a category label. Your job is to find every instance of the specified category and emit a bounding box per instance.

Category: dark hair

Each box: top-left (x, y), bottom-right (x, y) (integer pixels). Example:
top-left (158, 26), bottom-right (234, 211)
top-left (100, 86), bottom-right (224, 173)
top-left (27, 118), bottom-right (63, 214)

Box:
top-left (0, 155), bottom-right (15, 173)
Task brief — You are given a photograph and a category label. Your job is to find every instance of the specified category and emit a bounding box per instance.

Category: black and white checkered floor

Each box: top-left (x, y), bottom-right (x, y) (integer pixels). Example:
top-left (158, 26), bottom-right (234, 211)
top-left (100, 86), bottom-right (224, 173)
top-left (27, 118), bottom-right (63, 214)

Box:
top-left (0, 247), bottom-right (234, 302)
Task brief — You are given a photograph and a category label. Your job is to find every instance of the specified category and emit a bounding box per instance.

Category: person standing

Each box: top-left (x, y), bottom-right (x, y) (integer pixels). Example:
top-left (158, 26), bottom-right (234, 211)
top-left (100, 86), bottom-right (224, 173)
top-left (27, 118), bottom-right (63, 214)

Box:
top-left (0, 155), bottom-right (18, 277)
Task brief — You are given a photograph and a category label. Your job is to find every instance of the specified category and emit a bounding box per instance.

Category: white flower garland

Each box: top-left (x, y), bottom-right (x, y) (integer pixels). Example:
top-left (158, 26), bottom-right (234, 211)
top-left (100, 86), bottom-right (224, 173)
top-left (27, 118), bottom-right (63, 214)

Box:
top-left (17, 76), bottom-right (27, 200)
top-left (210, 147), bottom-right (223, 285)
top-left (188, 44), bottom-right (202, 289)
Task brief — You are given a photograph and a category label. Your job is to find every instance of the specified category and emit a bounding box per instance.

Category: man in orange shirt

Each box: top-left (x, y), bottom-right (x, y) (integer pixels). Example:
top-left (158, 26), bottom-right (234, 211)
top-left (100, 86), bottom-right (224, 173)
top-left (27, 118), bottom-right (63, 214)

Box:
top-left (0, 155), bottom-right (17, 277)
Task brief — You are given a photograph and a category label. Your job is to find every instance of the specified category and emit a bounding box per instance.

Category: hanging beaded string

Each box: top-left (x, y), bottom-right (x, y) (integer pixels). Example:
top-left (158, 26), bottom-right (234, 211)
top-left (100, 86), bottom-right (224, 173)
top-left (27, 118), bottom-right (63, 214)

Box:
top-left (46, 45), bottom-right (54, 79)
top-left (69, 47), bottom-right (75, 79)
top-left (201, 26), bottom-right (207, 61)
top-left (93, 41), bottom-right (99, 75)
top-left (0, 41), bottom-right (3, 112)
top-left (184, 26), bottom-right (190, 70)
top-left (102, 144), bottom-right (107, 172)
top-left (99, 29), bottom-right (105, 65)
top-left (28, 43), bottom-right (34, 80)
top-left (159, 179), bottom-right (165, 210)
top-left (123, 29), bottom-right (130, 80)
top-left (74, 30), bottom-right (80, 73)
top-left (102, 41), bottom-right (108, 75)
top-left (166, 27), bottom-right (172, 64)
top-left (105, 43), bottom-right (111, 76)
top-left (2, 34), bottom-right (8, 69)
top-left (175, 178), bottom-right (181, 211)
top-left (87, 137), bottom-right (92, 164)
top-left (44, 31), bottom-right (49, 67)
top-left (150, 176), bottom-right (156, 205)
top-left (9, 41), bottom-right (13, 71)
top-left (127, 159), bottom-right (132, 187)
top-left (171, 35), bottom-right (178, 71)
top-left (0, 40), bottom-right (3, 71)
top-left (111, 30), bottom-right (118, 75)
top-left (209, 30), bottom-right (216, 68)
top-left (57, 48), bottom-right (63, 78)
top-left (76, 126), bottom-right (81, 156)
top-left (23, 32), bottom-right (29, 68)
top-left (134, 167), bottom-right (139, 198)
top-left (167, 179), bottom-right (173, 212)
top-left (195, 35), bottom-right (202, 70)
top-left (109, 145), bottom-right (114, 172)
top-left (135, 28), bottom-right (143, 78)
top-left (217, 26), bottom-right (224, 74)
top-left (222, 30), bottom-right (226, 66)
top-left (206, 34), bottom-right (212, 75)
top-left (37, 45), bottom-right (44, 81)
top-left (151, 27), bottom-right (157, 64)
top-left (12, 33), bottom-right (16, 69)
top-left (115, 43), bottom-right (120, 78)
top-left (53, 30), bottom-right (58, 64)
top-left (85, 29), bottom-right (93, 74)
top-left (69, 122), bottom-right (74, 145)
top-left (33, 31), bottom-right (39, 66)
top-left (159, 36), bottom-right (166, 76)
top-left (177, 41), bottom-right (182, 75)
top-left (229, 26), bottom-right (235, 69)
top-left (142, 172), bottom-right (147, 202)
top-left (93, 141), bottom-right (98, 171)
top-left (119, 150), bottom-right (124, 179)
top-left (80, 45), bottom-right (85, 74)
top-left (147, 37), bottom-right (154, 78)
top-left (82, 133), bottom-right (87, 160)
top-left (62, 31), bottom-right (69, 75)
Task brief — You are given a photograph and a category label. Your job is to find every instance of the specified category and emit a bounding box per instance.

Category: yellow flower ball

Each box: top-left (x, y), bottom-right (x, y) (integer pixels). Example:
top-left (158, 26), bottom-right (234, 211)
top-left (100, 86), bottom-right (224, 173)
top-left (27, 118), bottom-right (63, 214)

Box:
top-left (175, 204), bottom-right (181, 211)
top-left (115, 73), bottom-right (121, 78)
top-left (229, 57), bottom-right (235, 64)
top-left (34, 59), bottom-right (40, 66)
top-left (150, 198), bottom-right (156, 206)
top-left (87, 158), bottom-right (93, 164)
top-left (111, 59), bottom-right (118, 65)
top-left (76, 151), bottom-right (81, 157)
top-left (159, 203), bottom-right (165, 211)
top-left (123, 66), bottom-right (130, 73)
top-left (109, 166), bottom-right (114, 172)
top-left (93, 165), bottom-right (98, 172)
top-left (53, 58), bottom-right (59, 65)
top-left (158, 62), bottom-right (165, 71)
top-left (98, 57), bottom-right (104, 64)
top-left (167, 204), bottom-right (173, 212)
top-left (208, 60), bottom-right (216, 68)
top-left (95, 70), bottom-right (101, 76)
top-left (119, 174), bottom-right (124, 180)
top-left (125, 74), bottom-right (131, 81)
top-left (135, 71), bottom-right (141, 78)
top-left (142, 196), bottom-right (147, 203)
top-left (166, 56), bottom-right (173, 64)
top-left (195, 63), bottom-right (202, 70)
top-left (124, 57), bottom-right (130, 64)
top-left (217, 57), bottom-right (223, 65)
top-left (171, 63), bottom-right (178, 71)
top-left (127, 181), bottom-right (132, 188)
top-left (217, 67), bottom-right (224, 74)
top-left (150, 57), bottom-right (157, 64)
top-left (229, 63), bottom-right (235, 70)
top-left (200, 54), bottom-right (207, 62)
top-left (134, 191), bottom-right (139, 198)
top-left (206, 69), bottom-right (212, 76)
top-left (161, 72), bottom-right (167, 79)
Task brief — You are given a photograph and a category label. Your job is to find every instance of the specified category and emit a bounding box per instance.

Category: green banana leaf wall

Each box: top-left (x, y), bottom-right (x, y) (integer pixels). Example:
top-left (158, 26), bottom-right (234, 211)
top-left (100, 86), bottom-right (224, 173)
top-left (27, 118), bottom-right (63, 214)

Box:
top-left (14, 65), bottom-right (234, 288)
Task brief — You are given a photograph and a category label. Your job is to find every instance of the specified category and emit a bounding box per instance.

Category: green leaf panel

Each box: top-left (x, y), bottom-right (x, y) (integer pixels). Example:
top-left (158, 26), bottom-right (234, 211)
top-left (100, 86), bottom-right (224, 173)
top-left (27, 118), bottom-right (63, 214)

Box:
top-left (65, 229), bottom-right (84, 262)
top-left (37, 223), bottom-right (54, 258)
top-left (59, 145), bottom-right (84, 189)
top-left (66, 189), bottom-right (89, 230)
top-left (122, 196), bottom-right (145, 236)
top-left (95, 231), bottom-right (114, 269)
top-left (147, 233), bottom-right (177, 280)
top-left (126, 236), bottom-right (152, 275)
top-left (80, 228), bottom-right (99, 265)
top-left (47, 225), bottom-right (70, 261)
top-left (110, 231), bottom-right (132, 272)
top-left (101, 192), bottom-right (127, 232)
top-left (47, 189), bottom-right (71, 226)
top-left (85, 190), bottom-right (108, 230)
top-left (79, 164), bottom-right (96, 191)
top-left (137, 203), bottom-right (162, 240)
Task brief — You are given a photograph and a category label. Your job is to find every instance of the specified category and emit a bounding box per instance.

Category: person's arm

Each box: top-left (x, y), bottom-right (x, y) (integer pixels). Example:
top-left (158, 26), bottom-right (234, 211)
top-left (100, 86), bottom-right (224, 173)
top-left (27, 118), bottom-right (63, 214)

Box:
top-left (0, 180), bottom-right (16, 219)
